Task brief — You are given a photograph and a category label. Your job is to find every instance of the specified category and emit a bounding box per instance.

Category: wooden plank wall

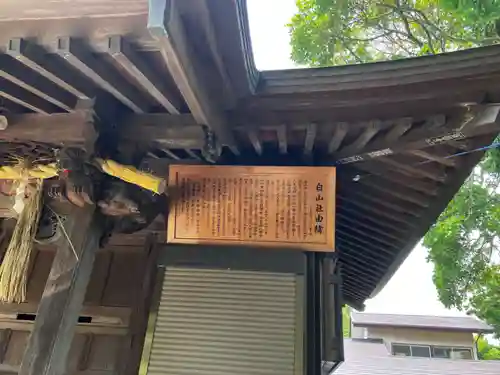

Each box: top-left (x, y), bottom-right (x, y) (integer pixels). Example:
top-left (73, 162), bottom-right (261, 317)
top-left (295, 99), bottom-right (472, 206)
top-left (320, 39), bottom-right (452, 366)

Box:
top-left (25, 246), bottom-right (148, 308)
top-left (0, 229), bottom-right (156, 375)
top-left (0, 330), bottom-right (123, 374)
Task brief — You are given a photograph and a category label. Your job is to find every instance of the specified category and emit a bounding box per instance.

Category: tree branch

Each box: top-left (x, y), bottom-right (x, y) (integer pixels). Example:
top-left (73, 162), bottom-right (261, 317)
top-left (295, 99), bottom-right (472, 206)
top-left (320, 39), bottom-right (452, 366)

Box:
top-left (341, 41), bottom-right (363, 63)
top-left (394, 0), bottom-right (425, 48)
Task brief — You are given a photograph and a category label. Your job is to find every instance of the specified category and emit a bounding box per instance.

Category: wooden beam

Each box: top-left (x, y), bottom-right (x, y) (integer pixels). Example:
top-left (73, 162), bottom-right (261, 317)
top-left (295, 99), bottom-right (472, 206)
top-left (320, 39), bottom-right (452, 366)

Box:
top-left (328, 123), bottom-right (348, 154)
top-left (247, 129), bottom-right (262, 155)
top-left (421, 114), bottom-right (446, 130)
top-left (353, 162), bottom-right (440, 195)
top-left (7, 38), bottom-right (94, 100)
top-left (337, 205), bottom-right (411, 235)
top-left (384, 118), bottom-right (412, 142)
top-left (107, 35), bottom-right (182, 114)
top-left (339, 267), bottom-right (379, 288)
top-left (370, 132), bottom-right (499, 298)
top-left (355, 174), bottom-right (430, 207)
top-left (259, 46), bottom-right (500, 95)
top-left (147, 0), bottom-right (238, 152)
top-left (338, 190), bottom-right (420, 220)
top-left (0, 55), bottom-right (76, 112)
top-left (0, 321), bottom-right (127, 336)
top-left (336, 236), bottom-right (392, 264)
top-left (377, 156), bottom-right (447, 182)
top-left (336, 212), bottom-right (405, 244)
top-left (339, 121), bottom-right (380, 155)
top-left (336, 230), bottom-right (394, 257)
top-left (338, 195), bottom-right (414, 225)
top-left (303, 123), bottom-right (317, 156)
top-left (276, 125), bottom-right (288, 154)
top-left (341, 285), bottom-right (365, 302)
top-left (340, 188), bottom-right (422, 217)
top-left (19, 206), bottom-right (103, 375)
top-left (196, 0), bottom-right (235, 106)
top-left (56, 37), bottom-right (149, 113)
top-left (337, 247), bottom-right (385, 276)
top-left (337, 222), bottom-right (401, 251)
top-left (184, 149), bottom-right (201, 160)
top-left (333, 105), bottom-right (500, 165)
top-left (0, 303), bottom-right (131, 327)
top-left (338, 251), bottom-right (388, 275)
top-left (121, 114), bottom-right (205, 149)
top-left (340, 263), bottom-right (381, 284)
top-left (1, 112), bottom-right (93, 144)
top-left (159, 148), bottom-right (180, 160)
top-left (409, 149), bottom-right (456, 167)
top-left (0, 77), bottom-right (59, 114)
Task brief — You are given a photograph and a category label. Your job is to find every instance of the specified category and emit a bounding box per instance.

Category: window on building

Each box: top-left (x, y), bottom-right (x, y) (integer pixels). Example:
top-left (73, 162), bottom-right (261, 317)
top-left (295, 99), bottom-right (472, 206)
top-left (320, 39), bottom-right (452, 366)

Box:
top-left (411, 345), bottom-right (432, 358)
top-left (433, 347), bottom-right (473, 360)
top-left (392, 344), bottom-right (412, 357)
top-left (392, 344), bottom-right (430, 357)
top-left (393, 344), bottom-right (473, 359)
top-left (452, 348), bottom-right (473, 360)
top-left (432, 347), bottom-right (451, 359)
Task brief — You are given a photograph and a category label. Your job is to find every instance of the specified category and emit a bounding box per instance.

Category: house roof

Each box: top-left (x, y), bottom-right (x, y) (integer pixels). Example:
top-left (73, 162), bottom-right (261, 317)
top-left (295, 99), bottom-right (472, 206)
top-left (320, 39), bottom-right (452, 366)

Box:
top-left (351, 312), bottom-right (494, 333)
top-left (332, 339), bottom-right (500, 375)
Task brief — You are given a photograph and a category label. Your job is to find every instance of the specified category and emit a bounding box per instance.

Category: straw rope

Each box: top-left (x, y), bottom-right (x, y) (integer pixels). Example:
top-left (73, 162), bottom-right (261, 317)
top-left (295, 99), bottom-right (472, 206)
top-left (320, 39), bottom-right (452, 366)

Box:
top-left (0, 179), bottom-right (43, 303)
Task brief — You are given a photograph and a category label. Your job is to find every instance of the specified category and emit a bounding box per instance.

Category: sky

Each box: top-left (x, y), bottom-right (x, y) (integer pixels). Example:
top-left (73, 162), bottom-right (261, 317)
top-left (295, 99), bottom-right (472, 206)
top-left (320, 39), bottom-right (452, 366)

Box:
top-left (246, 0), bottom-right (464, 317)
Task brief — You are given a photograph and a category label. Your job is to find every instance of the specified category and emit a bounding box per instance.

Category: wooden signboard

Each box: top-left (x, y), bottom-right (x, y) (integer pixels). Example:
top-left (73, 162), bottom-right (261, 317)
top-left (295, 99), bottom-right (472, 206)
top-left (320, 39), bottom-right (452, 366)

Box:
top-left (166, 165), bottom-right (336, 251)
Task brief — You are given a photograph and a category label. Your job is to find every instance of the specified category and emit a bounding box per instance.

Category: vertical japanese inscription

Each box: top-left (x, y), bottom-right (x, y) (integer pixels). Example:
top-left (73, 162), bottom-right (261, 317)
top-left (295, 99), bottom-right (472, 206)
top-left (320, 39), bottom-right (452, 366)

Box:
top-left (167, 166), bottom-right (336, 251)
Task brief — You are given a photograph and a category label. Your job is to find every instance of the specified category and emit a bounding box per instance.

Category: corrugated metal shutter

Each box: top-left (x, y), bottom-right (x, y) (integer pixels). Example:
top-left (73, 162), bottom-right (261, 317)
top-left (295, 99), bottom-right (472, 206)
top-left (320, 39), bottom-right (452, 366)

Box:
top-left (146, 267), bottom-right (303, 375)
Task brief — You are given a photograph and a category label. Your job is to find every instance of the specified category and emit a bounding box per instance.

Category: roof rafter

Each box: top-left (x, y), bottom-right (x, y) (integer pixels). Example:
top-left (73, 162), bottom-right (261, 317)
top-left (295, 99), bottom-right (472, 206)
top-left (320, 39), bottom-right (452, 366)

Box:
top-left (0, 77), bottom-right (59, 114)
top-left (7, 38), bottom-right (94, 100)
top-left (0, 54), bottom-right (76, 112)
top-left (107, 35), bottom-right (182, 114)
top-left (333, 105), bottom-right (500, 165)
top-left (328, 123), bottom-right (348, 154)
top-left (147, 0), bottom-right (238, 153)
top-left (56, 37), bottom-right (149, 113)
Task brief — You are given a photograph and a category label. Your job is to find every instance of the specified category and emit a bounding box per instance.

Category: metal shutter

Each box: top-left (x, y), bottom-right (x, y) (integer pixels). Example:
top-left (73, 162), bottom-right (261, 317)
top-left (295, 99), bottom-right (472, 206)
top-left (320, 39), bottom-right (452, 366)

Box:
top-left (145, 267), bottom-right (303, 375)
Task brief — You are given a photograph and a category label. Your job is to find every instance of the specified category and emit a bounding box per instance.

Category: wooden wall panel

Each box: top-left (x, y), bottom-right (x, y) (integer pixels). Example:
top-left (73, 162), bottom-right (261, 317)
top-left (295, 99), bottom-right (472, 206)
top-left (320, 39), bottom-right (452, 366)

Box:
top-left (102, 252), bottom-right (147, 307)
top-left (84, 252), bottom-right (113, 306)
top-left (22, 247), bottom-right (147, 308)
top-left (66, 334), bottom-right (88, 372)
top-left (25, 250), bottom-right (54, 302)
top-left (0, 233), bottom-right (154, 374)
top-left (87, 335), bottom-right (121, 371)
top-left (0, 330), bottom-right (123, 374)
top-left (3, 331), bottom-right (29, 367)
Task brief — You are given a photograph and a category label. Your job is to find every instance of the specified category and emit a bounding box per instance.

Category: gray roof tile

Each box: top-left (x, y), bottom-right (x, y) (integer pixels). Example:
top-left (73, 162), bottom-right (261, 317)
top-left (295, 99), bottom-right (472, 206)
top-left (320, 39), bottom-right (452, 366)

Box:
top-left (351, 312), bottom-right (494, 333)
top-left (334, 339), bottom-right (500, 375)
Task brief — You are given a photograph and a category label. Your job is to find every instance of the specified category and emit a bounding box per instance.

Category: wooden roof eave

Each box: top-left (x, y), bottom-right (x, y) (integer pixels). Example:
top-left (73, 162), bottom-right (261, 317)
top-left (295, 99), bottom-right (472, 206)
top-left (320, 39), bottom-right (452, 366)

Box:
top-left (367, 134), bottom-right (495, 301)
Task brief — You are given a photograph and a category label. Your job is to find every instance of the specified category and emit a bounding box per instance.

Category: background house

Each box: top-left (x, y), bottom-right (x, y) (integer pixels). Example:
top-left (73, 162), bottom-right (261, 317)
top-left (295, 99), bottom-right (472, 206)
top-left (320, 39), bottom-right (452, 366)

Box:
top-left (350, 312), bottom-right (493, 360)
top-left (330, 312), bottom-right (500, 375)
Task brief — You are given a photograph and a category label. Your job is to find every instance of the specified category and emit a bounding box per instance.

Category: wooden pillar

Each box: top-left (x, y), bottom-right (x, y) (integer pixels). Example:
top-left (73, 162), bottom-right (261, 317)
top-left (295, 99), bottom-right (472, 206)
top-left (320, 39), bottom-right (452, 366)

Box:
top-left (19, 205), bottom-right (103, 375)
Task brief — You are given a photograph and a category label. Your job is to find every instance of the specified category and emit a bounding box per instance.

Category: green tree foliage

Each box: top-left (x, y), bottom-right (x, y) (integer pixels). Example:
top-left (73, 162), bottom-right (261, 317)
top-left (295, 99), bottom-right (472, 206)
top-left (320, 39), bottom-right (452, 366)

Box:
top-left (288, 0), bottom-right (500, 343)
top-left (289, 0), bottom-right (500, 66)
top-left (477, 336), bottom-right (500, 360)
top-left (423, 147), bottom-right (500, 338)
top-left (342, 306), bottom-right (351, 337)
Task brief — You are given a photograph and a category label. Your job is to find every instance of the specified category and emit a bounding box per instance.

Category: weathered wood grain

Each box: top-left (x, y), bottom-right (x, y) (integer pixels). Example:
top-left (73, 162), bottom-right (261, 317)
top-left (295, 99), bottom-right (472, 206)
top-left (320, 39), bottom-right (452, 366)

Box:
top-left (147, 0), bottom-right (238, 152)
top-left (1, 112), bottom-right (93, 145)
top-left (19, 206), bottom-right (103, 375)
